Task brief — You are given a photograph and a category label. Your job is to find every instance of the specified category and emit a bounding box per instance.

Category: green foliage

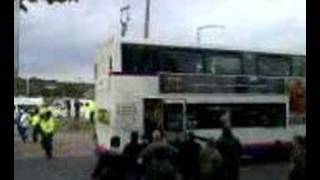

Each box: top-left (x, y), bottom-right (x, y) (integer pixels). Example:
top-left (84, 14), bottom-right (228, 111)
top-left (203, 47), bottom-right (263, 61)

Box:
top-left (14, 77), bottom-right (94, 98)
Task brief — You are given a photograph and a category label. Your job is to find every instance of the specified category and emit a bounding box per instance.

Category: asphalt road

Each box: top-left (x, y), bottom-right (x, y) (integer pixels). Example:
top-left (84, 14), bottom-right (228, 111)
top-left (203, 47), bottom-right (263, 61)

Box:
top-left (14, 156), bottom-right (290, 180)
top-left (14, 122), bottom-right (291, 180)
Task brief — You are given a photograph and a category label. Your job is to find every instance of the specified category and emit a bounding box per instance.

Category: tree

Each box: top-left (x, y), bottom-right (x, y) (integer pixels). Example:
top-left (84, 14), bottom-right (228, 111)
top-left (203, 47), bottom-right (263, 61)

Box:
top-left (17, 0), bottom-right (79, 12)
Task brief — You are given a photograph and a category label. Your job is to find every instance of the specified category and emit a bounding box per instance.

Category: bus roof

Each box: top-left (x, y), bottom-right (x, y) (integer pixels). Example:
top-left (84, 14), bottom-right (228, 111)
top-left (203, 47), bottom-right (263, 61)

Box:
top-left (114, 37), bottom-right (306, 57)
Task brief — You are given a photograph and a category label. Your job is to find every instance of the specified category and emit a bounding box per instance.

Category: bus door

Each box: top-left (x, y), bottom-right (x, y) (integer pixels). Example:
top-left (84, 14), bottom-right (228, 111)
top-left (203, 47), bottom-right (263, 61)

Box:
top-left (162, 99), bottom-right (187, 141)
top-left (143, 98), bottom-right (187, 141)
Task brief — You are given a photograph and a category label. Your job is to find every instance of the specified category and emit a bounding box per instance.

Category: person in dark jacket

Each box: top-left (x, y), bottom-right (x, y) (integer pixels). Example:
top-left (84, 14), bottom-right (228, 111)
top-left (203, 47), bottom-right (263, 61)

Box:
top-left (91, 136), bottom-right (125, 180)
top-left (216, 127), bottom-right (242, 180)
top-left (123, 131), bottom-right (145, 180)
top-left (74, 99), bottom-right (81, 121)
top-left (199, 138), bottom-right (223, 180)
top-left (289, 135), bottom-right (306, 180)
top-left (181, 132), bottom-right (201, 180)
top-left (138, 130), bottom-right (179, 180)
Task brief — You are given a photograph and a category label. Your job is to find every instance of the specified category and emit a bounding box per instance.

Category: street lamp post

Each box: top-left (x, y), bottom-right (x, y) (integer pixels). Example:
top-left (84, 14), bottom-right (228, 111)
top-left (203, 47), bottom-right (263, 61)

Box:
top-left (196, 24), bottom-right (226, 44)
top-left (14, 0), bottom-right (21, 77)
top-left (120, 5), bottom-right (131, 37)
top-left (144, 0), bottom-right (151, 39)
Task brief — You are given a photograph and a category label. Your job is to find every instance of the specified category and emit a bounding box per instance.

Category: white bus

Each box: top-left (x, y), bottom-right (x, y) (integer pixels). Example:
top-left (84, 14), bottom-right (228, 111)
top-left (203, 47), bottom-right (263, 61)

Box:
top-left (94, 37), bottom-right (306, 158)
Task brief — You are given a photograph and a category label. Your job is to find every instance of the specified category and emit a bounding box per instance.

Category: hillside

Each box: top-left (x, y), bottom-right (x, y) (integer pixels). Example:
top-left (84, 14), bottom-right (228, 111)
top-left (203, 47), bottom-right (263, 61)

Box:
top-left (14, 77), bottom-right (94, 98)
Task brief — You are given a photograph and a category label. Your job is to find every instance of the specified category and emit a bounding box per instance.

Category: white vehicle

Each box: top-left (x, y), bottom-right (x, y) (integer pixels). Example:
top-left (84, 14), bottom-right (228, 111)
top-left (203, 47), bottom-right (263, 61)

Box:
top-left (14, 97), bottom-right (44, 113)
top-left (94, 37), bottom-right (306, 158)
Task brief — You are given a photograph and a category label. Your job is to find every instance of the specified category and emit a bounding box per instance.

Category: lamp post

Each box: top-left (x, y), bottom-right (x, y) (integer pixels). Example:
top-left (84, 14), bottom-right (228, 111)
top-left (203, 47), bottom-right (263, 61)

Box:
top-left (14, 0), bottom-right (21, 77)
top-left (120, 5), bottom-right (131, 37)
top-left (144, 0), bottom-right (151, 38)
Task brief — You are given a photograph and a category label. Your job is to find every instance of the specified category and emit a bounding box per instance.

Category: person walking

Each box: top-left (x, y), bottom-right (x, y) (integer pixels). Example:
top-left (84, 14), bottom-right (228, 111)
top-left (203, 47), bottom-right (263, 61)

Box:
top-left (40, 111), bottom-right (57, 160)
top-left (216, 127), bottom-right (242, 180)
top-left (138, 130), bottom-right (179, 180)
top-left (29, 107), bottom-right (41, 143)
top-left (65, 99), bottom-right (71, 118)
top-left (17, 109), bottom-right (30, 143)
top-left (199, 138), bottom-right (223, 180)
top-left (91, 136), bottom-right (126, 180)
top-left (74, 99), bottom-right (81, 121)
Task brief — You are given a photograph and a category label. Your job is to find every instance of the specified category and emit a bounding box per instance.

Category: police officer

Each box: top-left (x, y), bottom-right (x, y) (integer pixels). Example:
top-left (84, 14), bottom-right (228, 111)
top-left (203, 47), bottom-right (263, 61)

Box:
top-left (40, 111), bottom-right (57, 160)
top-left (88, 101), bottom-right (96, 124)
top-left (30, 107), bottom-right (41, 143)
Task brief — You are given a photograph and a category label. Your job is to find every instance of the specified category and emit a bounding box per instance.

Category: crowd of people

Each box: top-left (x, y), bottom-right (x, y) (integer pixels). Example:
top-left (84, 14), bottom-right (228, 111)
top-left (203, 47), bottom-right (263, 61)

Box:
top-left (91, 127), bottom-right (306, 180)
top-left (14, 105), bottom-right (60, 160)
top-left (91, 127), bottom-right (242, 180)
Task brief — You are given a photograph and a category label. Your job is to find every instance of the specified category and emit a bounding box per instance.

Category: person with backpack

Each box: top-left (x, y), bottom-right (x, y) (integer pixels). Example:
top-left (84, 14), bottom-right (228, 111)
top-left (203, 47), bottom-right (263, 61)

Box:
top-left (199, 138), bottom-right (223, 180)
top-left (138, 130), bottom-right (179, 180)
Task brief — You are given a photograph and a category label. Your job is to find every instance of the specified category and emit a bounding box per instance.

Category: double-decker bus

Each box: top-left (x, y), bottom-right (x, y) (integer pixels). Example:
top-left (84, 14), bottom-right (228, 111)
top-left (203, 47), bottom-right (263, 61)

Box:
top-left (94, 37), bottom-right (306, 159)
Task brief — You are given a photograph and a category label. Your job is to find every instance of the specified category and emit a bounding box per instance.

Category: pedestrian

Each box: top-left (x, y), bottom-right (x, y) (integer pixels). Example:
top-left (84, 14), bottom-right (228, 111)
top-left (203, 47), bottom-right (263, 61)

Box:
top-left (40, 111), bottom-right (57, 160)
top-left (216, 127), bottom-right (242, 180)
top-left (17, 109), bottom-right (30, 143)
top-left (91, 136), bottom-right (126, 180)
top-left (65, 100), bottom-right (71, 118)
top-left (29, 107), bottom-right (42, 143)
top-left (74, 99), bottom-right (81, 121)
top-left (123, 131), bottom-right (145, 180)
top-left (138, 130), bottom-right (179, 180)
top-left (199, 138), bottom-right (223, 180)
top-left (180, 132), bottom-right (201, 180)
top-left (288, 136), bottom-right (306, 180)
top-left (89, 101), bottom-right (96, 124)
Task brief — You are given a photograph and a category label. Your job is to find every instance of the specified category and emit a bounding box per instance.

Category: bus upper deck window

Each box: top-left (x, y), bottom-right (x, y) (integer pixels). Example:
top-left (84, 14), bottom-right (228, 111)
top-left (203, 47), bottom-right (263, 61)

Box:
top-left (292, 56), bottom-right (306, 77)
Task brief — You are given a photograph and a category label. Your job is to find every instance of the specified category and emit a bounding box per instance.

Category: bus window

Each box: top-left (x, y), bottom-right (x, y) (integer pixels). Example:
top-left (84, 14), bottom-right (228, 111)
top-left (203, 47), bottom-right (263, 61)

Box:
top-left (159, 50), bottom-right (203, 73)
top-left (206, 54), bottom-right (242, 75)
top-left (292, 56), bottom-right (306, 77)
top-left (187, 104), bottom-right (286, 129)
top-left (242, 53), bottom-right (257, 75)
top-left (257, 55), bottom-right (291, 76)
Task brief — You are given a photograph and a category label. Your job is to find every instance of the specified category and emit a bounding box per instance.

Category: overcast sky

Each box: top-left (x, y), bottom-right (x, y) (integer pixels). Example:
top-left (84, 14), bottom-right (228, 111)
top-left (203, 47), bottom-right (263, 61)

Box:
top-left (18, 0), bottom-right (306, 82)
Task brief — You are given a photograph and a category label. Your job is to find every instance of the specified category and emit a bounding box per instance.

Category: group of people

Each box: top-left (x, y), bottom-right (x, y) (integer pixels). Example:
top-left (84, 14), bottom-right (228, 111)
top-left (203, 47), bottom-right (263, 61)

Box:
top-left (14, 105), bottom-right (59, 160)
top-left (91, 127), bottom-right (242, 180)
top-left (65, 99), bottom-right (96, 123)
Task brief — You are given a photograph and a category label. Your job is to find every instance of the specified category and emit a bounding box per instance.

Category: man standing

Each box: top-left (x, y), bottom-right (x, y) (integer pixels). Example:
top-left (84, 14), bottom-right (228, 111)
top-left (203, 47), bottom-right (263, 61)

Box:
top-left (123, 131), bottom-right (145, 180)
top-left (181, 132), bottom-right (201, 180)
top-left (65, 99), bottom-right (71, 118)
top-left (216, 127), bottom-right (242, 180)
top-left (40, 111), bottom-right (56, 160)
top-left (74, 99), bottom-right (81, 121)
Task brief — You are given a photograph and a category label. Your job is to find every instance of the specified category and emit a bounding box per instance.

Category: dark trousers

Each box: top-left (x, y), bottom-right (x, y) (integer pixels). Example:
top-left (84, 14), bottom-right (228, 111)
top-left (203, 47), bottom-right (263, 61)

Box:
top-left (32, 125), bottom-right (41, 143)
top-left (41, 134), bottom-right (53, 159)
top-left (17, 125), bottom-right (28, 143)
top-left (90, 112), bottom-right (95, 124)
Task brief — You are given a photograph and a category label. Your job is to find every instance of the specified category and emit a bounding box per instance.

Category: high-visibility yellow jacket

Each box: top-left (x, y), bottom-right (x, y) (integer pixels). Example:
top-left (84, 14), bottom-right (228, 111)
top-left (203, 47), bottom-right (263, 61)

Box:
top-left (30, 114), bottom-right (41, 127)
top-left (40, 118), bottom-right (56, 135)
